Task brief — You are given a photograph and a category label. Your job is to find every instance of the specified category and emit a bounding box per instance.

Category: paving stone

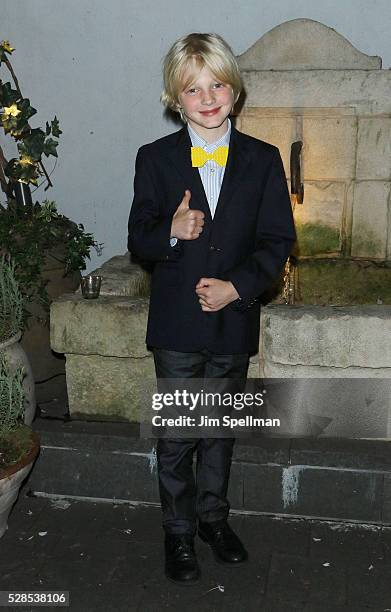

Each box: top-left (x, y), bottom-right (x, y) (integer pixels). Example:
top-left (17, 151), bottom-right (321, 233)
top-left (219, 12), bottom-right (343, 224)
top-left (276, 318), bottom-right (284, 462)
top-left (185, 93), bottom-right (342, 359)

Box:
top-left (381, 526), bottom-right (391, 562)
top-left (267, 552), bottom-right (346, 607)
top-left (66, 585), bottom-right (144, 612)
top-left (227, 461), bottom-right (243, 511)
top-left (381, 474), bottom-right (391, 524)
top-left (280, 466), bottom-right (383, 523)
top-left (0, 528), bottom-right (62, 591)
top-left (235, 514), bottom-right (310, 557)
top-left (309, 520), bottom-right (384, 569)
top-left (28, 497), bottom-right (112, 538)
top-left (302, 605), bottom-right (375, 612)
top-left (37, 534), bottom-right (131, 589)
top-left (346, 564), bottom-right (391, 607)
top-left (101, 503), bottom-right (162, 543)
top-left (267, 553), bottom-right (313, 606)
top-left (3, 492), bottom-right (48, 537)
top-left (30, 446), bottom-right (160, 503)
top-left (291, 438), bottom-right (391, 471)
top-left (135, 560), bottom-right (269, 612)
top-left (234, 436), bottom-right (290, 465)
top-left (243, 464), bottom-right (286, 514)
top-left (34, 418), bottom-right (152, 454)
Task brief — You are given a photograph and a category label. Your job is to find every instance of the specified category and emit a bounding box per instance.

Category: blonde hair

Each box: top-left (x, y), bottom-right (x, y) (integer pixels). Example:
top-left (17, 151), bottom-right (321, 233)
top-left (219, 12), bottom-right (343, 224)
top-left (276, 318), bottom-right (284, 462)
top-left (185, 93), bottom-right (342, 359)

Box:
top-left (161, 33), bottom-right (243, 121)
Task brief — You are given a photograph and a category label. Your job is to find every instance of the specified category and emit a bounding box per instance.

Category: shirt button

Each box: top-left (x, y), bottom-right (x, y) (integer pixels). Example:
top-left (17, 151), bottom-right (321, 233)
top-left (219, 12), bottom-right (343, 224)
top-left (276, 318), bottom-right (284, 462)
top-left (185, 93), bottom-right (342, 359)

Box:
top-left (210, 168), bottom-right (215, 173)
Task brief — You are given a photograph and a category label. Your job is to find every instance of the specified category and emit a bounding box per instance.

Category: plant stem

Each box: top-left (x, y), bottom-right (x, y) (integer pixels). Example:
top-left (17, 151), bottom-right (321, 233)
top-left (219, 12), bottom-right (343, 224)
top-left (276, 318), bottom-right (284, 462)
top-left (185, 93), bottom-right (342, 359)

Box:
top-left (3, 56), bottom-right (22, 97)
top-left (2, 57), bottom-right (53, 191)
top-left (0, 144), bottom-right (9, 194)
top-left (40, 161), bottom-right (53, 190)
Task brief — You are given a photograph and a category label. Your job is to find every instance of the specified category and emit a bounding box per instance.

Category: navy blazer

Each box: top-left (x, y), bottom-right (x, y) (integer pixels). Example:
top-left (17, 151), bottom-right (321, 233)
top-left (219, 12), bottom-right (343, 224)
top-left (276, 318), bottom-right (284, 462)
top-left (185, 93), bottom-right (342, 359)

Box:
top-left (128, 124), bottom-right (296, 354)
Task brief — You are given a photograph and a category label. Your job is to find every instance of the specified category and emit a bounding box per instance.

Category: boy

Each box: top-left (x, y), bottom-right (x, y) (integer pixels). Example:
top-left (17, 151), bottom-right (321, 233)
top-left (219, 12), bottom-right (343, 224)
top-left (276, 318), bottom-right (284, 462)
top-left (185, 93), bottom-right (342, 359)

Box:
top-left (128, 33), bottom-right (295, 584)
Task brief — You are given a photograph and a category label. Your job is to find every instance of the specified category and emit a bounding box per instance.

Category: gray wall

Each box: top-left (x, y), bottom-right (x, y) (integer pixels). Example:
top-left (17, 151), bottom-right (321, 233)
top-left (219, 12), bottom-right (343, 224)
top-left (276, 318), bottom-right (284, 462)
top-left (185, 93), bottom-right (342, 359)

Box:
top-left (2, 0), bottom-right (391, 271)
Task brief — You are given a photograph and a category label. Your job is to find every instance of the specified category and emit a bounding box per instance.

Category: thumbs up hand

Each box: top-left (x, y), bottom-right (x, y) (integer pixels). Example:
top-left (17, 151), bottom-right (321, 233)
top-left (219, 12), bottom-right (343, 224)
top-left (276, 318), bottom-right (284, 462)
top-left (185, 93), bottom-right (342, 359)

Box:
top-left (170, 190), bottom-right (205, 240)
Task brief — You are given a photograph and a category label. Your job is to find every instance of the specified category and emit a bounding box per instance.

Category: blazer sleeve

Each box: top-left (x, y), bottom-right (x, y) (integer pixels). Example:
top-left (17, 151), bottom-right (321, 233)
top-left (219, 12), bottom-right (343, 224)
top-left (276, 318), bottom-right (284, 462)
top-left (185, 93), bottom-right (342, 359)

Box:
top-left (127, 146), bottom-right (183, 262)
top-left (224, 148), bottom-right (296, 309)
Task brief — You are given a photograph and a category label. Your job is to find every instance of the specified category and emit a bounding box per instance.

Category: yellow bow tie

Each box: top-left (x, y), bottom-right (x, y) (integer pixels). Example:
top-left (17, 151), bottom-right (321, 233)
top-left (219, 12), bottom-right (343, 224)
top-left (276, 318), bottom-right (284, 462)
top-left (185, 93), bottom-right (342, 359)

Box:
top-left (191, 146), bottom-right (229, 168)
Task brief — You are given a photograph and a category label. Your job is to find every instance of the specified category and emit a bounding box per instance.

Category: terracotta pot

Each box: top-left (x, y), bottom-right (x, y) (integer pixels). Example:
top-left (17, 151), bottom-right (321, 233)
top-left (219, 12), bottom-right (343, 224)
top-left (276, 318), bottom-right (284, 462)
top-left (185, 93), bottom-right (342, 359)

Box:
top-left (0, 430), bottom-right (40, 538)
top-left (0, 332), bottom-right (36, 425)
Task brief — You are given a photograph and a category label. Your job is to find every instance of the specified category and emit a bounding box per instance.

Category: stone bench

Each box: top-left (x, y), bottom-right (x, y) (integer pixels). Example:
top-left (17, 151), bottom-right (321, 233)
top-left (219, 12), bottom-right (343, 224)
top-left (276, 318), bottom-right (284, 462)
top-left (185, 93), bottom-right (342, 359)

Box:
top-left (260, 304), bottom-right (391, 438)
top-left (50, 256), bottom-right (391, 438)
top-left (51, 293), bottom-right (154, 421)
top-left (260, 304), bottom-right (391, 377)
top-left (50, 255), bottom-right (154, 421)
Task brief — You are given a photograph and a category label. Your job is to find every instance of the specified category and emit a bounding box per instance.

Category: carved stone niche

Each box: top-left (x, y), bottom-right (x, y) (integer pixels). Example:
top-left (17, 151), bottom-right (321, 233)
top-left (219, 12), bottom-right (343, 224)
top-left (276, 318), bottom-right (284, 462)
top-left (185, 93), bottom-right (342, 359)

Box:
top-left (235, 19), bottom-right (391, 306)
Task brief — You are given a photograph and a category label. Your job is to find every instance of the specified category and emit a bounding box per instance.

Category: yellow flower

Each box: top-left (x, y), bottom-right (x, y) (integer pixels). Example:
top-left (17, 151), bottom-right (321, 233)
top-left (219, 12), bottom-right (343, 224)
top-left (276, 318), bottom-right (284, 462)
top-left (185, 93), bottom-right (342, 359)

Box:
top-left (2, 104), bottom-right (21, 118)
top-left (19, 155), bottom-right (35, 167)
top-left (1, 40), bottom-right (15, 53)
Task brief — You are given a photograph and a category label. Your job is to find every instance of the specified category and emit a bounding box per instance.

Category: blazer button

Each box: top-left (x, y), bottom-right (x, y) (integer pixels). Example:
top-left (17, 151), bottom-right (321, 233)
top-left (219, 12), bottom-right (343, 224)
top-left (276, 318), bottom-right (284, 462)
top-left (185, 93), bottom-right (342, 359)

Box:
top-left (209, 245), bottom-right (215, 251)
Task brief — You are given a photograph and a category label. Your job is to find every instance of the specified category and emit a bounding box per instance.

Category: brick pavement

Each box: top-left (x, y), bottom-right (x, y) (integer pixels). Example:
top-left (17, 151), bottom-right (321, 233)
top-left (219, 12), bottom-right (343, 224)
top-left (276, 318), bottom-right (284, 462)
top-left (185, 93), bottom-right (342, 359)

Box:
top-left (1, 493), bottom-right (391, 611)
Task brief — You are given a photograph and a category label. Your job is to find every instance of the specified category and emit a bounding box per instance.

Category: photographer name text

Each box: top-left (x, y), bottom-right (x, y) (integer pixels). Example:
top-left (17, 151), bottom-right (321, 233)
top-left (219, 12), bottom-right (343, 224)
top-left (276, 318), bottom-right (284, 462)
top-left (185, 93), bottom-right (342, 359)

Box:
top-left (151, 415), bottom-right (280, 429)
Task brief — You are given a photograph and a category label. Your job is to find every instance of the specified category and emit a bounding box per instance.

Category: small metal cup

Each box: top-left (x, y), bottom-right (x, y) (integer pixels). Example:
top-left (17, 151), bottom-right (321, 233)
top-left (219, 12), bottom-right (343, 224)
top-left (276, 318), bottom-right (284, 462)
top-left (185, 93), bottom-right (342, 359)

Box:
top-left (80, 274), bottom-right (102, 299)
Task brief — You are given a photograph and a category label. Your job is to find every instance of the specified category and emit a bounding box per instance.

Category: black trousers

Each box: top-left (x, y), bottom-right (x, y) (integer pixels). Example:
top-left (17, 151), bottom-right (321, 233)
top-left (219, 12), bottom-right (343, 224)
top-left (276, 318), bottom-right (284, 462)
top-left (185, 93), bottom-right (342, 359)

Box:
top-left (153, 348), bottom-right (249, 536)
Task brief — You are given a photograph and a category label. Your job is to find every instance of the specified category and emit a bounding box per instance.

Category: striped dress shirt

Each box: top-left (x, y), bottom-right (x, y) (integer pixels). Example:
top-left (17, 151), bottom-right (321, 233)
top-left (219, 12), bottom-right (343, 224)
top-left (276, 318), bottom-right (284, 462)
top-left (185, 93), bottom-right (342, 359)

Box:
top-left (170, 119), bottom-right (231, 247)
top-left (187, 118), bottom-right (231, 218)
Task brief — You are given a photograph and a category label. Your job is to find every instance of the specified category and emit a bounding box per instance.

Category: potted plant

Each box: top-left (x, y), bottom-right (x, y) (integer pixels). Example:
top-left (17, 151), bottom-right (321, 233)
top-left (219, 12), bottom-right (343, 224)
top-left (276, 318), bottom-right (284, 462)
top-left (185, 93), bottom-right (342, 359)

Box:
top-left (0, 40), bottom-right (100, 380)
top-left (0, 355), bottom-right (39, 538)
top-left (0, 256), bottom-right (39, 539)
top-left (0, 255), bottom-right (35, 424)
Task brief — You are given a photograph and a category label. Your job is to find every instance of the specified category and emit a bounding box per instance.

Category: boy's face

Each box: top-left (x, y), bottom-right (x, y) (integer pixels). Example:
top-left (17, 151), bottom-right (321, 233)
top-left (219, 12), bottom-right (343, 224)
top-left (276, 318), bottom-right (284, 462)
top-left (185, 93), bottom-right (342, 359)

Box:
top-left (177, 65), bottom-right (234, 143)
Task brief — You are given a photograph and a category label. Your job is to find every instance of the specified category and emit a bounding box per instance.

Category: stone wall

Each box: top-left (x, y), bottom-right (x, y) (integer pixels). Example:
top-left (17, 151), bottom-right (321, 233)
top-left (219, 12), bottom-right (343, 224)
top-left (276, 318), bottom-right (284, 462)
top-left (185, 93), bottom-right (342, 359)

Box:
top-left (235, 19), bottom-right (391, 265)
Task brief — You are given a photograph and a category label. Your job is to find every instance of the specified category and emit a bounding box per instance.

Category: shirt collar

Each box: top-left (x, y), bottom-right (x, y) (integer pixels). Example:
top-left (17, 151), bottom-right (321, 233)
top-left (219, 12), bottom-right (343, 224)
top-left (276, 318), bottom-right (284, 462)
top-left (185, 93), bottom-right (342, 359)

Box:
top-left (188, 118), bottom-right (231, 151)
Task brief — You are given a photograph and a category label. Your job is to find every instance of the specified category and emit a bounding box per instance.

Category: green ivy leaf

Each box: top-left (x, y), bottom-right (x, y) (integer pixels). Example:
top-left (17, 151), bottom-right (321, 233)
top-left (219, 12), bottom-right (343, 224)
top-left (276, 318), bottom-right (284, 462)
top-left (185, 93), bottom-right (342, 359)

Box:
top-left (43, 137), bottom-right (58, 158)
top-left (51, 116), bottom-right (62, 138)
top-left (1, 113), bottom-right (19, 135)
top-left (9, 98), bottom-right (37, 137)
top-left (0, 82), bottom-right (19, 107)
top-left (4, 158), bottom-right (39, 185)
top-left (17, 129), bottom-right (46, 161)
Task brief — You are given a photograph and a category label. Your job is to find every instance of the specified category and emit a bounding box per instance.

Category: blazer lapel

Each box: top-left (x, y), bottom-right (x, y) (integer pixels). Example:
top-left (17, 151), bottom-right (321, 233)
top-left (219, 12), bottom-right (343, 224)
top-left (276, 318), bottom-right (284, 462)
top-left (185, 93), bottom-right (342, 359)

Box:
top-left (166, 125), bottom-right (251, 225)
top-left (167, 127), bottom-right (212, 222)
top-left (213, 126), bottom-right (251, 224)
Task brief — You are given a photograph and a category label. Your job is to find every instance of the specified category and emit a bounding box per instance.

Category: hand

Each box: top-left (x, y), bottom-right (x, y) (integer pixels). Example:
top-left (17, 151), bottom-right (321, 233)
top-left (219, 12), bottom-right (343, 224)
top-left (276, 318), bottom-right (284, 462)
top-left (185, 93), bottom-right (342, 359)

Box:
top-left (171, 190), bottom-right (205, 240)
top-left (195, 278), bottom-right (240, 312)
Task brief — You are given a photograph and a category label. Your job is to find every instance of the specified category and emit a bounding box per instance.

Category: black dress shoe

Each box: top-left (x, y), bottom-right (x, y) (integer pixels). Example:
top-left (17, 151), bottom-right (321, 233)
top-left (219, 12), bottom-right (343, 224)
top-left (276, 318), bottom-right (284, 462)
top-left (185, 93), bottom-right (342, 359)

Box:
top-left (164, 534), bottom-right (200, 584)
top-left (198, 519), bottom-right (248, 564)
